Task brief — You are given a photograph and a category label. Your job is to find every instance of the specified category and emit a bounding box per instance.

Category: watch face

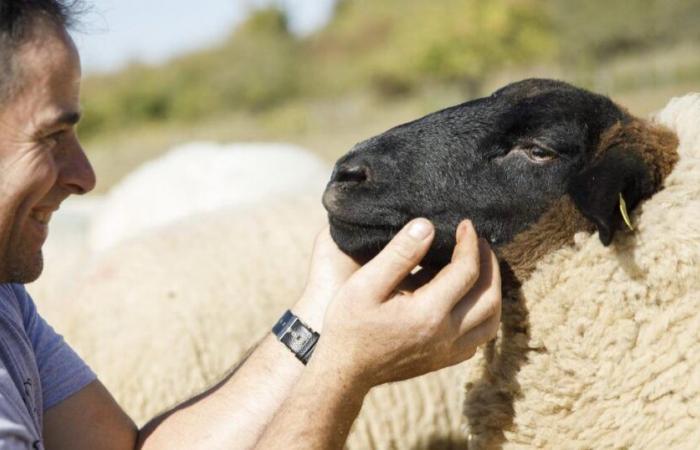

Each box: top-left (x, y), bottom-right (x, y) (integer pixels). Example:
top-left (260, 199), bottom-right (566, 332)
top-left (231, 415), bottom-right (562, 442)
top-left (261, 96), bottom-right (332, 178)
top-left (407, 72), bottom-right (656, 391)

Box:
top-left (273, 311), bottom-right (319, 365)
top-left (283, 320), bottom-right (314, 352)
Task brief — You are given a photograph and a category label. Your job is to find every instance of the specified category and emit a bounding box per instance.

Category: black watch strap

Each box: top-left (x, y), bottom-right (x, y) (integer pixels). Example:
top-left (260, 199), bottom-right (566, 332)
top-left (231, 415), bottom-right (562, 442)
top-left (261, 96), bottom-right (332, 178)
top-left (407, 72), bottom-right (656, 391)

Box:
top-left (272, 310), bottom-right (320, 365)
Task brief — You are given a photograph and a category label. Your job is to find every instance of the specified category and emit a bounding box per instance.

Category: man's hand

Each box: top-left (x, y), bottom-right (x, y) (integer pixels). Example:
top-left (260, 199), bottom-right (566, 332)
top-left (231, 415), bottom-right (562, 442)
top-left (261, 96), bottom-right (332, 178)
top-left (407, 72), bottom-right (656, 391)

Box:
top-left (311, 218), bottom-right (501, 388)
top-left (254, 218), bottom-right (501, 450)
top-left (292, 228), bottom-right (360, 330)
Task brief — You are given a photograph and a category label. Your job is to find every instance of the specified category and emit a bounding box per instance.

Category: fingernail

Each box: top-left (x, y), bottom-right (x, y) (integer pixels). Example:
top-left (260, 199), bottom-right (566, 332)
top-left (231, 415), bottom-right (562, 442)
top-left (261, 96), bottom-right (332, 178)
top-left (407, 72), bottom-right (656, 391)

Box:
top-left (408, 218), bottom-right (432, 240)
top-left (456, 222), bottom-right (465, 240)
top-left (457, 220), bottom-right (473, 241)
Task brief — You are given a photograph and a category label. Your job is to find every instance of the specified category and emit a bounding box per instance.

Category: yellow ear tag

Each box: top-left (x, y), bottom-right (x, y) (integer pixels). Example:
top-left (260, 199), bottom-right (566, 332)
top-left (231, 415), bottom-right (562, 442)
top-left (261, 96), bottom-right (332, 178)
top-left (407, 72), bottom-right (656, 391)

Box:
top-left (619, 193), bottom-right (634, 231)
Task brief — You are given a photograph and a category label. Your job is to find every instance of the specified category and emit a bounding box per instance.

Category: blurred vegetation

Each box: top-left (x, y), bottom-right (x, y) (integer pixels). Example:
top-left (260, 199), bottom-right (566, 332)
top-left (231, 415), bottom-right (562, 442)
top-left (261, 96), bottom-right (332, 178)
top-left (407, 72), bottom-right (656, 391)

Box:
top-left (551, 0), bottom-right (700, 63)
top-left (79, 0), bottom-right (700, 192)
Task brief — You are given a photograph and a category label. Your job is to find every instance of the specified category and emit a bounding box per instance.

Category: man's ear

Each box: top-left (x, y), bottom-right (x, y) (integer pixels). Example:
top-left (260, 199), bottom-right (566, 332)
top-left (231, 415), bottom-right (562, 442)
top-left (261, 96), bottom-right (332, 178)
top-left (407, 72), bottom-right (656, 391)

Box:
top-left (568, 147), bottom-right (653, 246)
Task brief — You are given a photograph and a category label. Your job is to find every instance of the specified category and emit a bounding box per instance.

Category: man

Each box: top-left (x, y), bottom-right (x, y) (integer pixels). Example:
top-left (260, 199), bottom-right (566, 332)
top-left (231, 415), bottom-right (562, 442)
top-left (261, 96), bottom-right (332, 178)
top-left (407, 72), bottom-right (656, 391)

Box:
top-left (0, 2), bottom-right (502, 449)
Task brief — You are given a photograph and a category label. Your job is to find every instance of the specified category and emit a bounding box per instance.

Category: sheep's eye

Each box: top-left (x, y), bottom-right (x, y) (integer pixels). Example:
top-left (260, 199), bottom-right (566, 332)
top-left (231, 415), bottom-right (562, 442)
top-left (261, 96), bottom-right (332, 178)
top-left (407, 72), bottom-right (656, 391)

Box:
top-left (526, 146), bottom-right (558, 163)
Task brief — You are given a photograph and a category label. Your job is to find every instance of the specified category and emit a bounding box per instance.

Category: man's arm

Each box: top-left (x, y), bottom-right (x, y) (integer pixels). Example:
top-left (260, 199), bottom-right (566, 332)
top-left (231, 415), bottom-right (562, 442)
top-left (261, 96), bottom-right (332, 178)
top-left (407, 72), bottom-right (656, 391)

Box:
top-left (44, 229), bottom-right (361, 450)
top-left (43, 332), bottom-right (317, 450)
top-left (43, 381), bottom-right (138, 450)
top-left (254, 356), bottom-right (370, 450)
top-left (43, 332), bottom-right (316, 450)
top-left (43, 220), bottom-right (501, 450)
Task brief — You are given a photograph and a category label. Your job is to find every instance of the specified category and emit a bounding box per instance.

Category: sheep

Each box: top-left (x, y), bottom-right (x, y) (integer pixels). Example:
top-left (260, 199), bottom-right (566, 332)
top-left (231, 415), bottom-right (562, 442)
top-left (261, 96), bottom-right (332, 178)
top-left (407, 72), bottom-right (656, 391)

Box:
top-left (324, 80), bottom-right (699, 448)
top-left (43, 84), bottom-right (698, 449)
top-left (459, 91), bottom-right (700, 449)
top-left (87, 142), bottom-right (331, 252)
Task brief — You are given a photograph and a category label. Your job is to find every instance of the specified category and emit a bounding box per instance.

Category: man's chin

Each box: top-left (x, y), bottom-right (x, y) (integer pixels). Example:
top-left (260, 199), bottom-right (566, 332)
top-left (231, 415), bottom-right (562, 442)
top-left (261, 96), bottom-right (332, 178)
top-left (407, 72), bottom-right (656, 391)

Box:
top-left (4, 251), bottom-right (44, 284)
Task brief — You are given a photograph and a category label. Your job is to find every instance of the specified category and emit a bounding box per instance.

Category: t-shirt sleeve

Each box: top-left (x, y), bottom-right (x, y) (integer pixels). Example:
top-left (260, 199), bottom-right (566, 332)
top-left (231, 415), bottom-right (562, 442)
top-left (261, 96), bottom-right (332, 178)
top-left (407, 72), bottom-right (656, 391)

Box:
top-left (13, 285), bottom-right (97, 411)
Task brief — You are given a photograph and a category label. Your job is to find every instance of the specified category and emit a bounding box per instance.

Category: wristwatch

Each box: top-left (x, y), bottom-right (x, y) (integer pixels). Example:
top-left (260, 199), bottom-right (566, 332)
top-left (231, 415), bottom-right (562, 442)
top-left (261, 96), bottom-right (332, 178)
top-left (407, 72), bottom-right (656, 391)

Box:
top-left (272, 310), bottom-right (320, 365)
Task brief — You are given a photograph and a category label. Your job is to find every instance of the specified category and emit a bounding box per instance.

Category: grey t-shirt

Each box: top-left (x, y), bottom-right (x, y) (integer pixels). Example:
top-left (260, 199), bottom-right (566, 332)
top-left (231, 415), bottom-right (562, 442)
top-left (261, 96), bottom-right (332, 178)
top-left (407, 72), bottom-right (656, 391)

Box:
top-left (0, 283), bottom-right (96, 449)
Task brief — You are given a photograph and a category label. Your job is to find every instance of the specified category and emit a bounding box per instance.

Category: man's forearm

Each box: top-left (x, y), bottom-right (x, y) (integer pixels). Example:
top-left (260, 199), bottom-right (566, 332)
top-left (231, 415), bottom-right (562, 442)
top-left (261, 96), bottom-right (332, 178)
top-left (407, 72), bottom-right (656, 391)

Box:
top-left (137, 302), bottom-right (324, 450)
top-left (254, 348), bottom-right (369, 450)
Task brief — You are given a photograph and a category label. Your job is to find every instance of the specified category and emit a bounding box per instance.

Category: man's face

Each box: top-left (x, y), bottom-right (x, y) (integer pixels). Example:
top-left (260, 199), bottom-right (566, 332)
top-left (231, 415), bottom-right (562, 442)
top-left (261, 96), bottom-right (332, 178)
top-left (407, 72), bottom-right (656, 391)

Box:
top-left (0, 20), bottom-right (96, 283)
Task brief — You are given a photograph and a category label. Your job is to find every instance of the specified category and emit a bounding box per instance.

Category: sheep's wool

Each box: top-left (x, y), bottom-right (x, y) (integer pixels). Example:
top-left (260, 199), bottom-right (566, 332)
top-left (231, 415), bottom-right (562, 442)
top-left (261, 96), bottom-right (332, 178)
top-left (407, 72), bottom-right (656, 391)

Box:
top-left (88, 142), bottom-right (330, 252)
top-left (463, 93), bottom-right (700, 448)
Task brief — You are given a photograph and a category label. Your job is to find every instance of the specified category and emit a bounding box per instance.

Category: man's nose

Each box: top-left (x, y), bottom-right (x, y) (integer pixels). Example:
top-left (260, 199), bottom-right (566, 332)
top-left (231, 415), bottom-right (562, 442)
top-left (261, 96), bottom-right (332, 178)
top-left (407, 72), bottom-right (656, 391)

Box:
top-left (57, 137), bottom-right (96, 195)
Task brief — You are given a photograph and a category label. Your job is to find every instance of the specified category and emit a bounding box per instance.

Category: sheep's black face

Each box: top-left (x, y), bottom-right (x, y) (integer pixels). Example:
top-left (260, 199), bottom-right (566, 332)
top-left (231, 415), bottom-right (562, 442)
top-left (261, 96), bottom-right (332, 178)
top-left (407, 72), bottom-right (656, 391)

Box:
top-left (323, 79), bottom-right (647, 268)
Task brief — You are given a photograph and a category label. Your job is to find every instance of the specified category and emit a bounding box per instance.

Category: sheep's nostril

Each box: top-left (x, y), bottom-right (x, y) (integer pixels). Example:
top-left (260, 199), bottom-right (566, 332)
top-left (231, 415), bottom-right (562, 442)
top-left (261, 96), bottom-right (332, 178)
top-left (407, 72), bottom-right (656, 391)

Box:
top-left (333, 164), bottom-right (371, 184)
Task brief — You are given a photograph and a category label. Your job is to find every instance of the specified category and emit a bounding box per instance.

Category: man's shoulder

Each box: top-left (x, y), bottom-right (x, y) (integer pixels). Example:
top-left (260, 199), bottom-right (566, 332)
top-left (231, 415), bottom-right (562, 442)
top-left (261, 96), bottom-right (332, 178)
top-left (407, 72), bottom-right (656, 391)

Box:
top-left (0, 284), bottom-right (27, 331)
top-left (0, 283), bottom-right (38, 328)
top-left (0, 283), bottom-right (40, 378)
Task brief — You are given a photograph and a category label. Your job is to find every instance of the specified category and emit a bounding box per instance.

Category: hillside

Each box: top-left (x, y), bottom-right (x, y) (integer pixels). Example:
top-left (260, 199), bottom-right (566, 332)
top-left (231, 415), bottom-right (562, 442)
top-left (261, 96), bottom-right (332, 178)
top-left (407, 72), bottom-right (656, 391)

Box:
top-left (78, 0), bottom-right (700, 192)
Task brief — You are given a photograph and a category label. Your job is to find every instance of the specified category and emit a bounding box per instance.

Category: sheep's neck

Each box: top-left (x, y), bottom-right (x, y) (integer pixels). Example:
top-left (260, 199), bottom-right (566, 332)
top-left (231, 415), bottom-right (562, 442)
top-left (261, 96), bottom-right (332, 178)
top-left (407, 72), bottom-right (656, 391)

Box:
top-left (465, 125), bottom-right (679, 446)
top-left (495, 196), bottom-right (594, 285)
top-left (463, 197), bottom-right (592, 448)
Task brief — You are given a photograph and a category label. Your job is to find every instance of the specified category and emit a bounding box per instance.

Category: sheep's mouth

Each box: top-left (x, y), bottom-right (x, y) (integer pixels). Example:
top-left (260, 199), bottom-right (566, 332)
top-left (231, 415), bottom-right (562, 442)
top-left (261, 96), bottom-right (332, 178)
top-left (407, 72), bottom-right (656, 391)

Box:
top-left (327, 214), bottom-right (403, 264)
top-left (329, 213), bottom-right (456, 267)
top-left (328, 215), bottom-right (401, 232)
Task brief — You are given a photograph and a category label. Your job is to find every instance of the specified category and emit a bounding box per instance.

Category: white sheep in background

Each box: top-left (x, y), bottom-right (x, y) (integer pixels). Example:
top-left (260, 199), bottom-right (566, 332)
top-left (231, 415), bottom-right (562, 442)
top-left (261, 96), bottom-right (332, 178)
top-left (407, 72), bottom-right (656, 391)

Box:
top-left (41, 94), bottom-right (700, 450)
top-left (88, 142), bottom-right (331, 252)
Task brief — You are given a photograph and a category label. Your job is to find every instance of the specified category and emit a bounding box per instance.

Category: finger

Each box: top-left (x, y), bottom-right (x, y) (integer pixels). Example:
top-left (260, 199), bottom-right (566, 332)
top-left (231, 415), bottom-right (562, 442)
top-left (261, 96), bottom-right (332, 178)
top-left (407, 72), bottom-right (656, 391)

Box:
top-left (350, 218), bottom-right (434, 302)
top-left (447, 311), bottom-right (501, 366)
top-left (304, 226), bottom-right (360, 296)
top-left (416, 219), bottom-right (481, 313)
top-left (454, 310), bottom-right (500, 352)
top-left (451, 240), bottom-right (502, 334)
top-left (396, 266), bottom-right (440, 292)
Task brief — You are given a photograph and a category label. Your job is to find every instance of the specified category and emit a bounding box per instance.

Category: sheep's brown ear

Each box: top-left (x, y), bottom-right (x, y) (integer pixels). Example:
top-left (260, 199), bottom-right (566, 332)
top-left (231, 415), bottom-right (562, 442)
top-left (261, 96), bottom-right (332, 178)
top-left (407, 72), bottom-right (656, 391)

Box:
top-left (568, 119), bottom-right (679, 246)
top-left (569, 147), bottom-right (653, 246)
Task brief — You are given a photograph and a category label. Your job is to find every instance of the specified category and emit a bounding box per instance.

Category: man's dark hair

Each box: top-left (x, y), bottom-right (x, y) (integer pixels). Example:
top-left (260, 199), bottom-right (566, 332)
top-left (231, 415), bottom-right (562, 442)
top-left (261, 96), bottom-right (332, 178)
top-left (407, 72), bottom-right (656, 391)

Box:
top-left (0, 0), bottom-right (85, 101)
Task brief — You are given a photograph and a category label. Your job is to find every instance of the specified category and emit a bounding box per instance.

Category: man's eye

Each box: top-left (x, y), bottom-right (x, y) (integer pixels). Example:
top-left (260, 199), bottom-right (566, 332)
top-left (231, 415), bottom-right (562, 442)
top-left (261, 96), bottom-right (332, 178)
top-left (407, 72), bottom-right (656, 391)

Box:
top-left (526, 146), bottom-right (558, 163)
top-left (42, 129), bottom-right (67, 145)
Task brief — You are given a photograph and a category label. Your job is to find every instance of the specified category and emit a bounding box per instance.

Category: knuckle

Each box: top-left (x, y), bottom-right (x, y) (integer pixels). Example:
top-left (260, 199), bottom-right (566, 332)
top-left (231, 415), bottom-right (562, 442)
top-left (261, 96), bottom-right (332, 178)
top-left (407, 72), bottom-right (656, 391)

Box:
top-left (424, 312), bottom-right (445, 333)
top-left (456, 345), bottom-right (477, 362)
top-left (485, 294), bottom-right (502, 319)
top-left (450, 262), bottom-right (479, 294)
top-left (411, 308), bottom-right (442, 339)
top-left (458, 259), bottom-right (480, 283)
top-left (481, 316), bottom-right (500, 342)
top-left (390, 235), bottom-right (419, 263)
top-left (488, 323), bottom-right (500, 340)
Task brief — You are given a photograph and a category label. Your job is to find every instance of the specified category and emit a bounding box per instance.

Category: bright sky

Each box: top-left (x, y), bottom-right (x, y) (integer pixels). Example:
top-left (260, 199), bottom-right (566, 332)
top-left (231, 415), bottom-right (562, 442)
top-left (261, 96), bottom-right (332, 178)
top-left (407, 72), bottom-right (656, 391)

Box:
top-left (73, 0), bottom-right (336, 74)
